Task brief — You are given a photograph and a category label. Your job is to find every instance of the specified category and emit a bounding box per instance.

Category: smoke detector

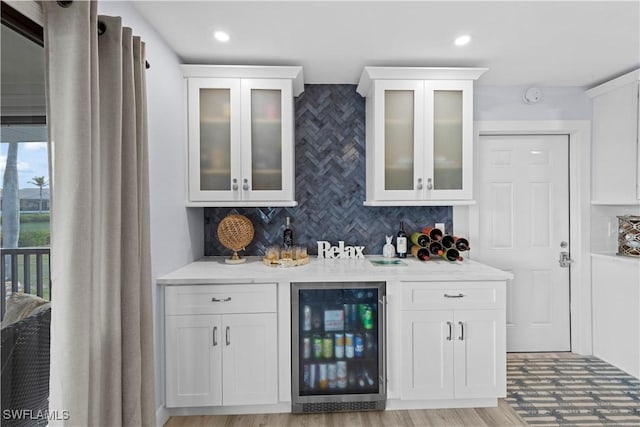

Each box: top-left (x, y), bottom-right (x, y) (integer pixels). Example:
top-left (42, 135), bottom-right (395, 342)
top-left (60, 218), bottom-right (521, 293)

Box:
top-left (523, 87), bottom-right (542, 104)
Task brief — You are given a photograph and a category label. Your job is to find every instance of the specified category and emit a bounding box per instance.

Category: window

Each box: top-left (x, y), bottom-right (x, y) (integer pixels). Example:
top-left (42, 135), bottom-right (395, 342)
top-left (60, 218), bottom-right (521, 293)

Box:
top-left (1, 1), bottom-right (50, 313)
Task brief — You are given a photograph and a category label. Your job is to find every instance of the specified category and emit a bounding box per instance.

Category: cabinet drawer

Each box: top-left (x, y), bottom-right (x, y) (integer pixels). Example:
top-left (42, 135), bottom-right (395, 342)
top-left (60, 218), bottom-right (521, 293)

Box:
top-left (401, 281), bottom-right (505, 310)
top-left (166, 284), bottom-right (277, 315)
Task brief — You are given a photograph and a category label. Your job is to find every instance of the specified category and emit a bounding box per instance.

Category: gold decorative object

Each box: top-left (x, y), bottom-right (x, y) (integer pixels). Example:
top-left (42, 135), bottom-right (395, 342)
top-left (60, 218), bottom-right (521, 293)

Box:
top-left (217, 214), bottom-right (254, 264)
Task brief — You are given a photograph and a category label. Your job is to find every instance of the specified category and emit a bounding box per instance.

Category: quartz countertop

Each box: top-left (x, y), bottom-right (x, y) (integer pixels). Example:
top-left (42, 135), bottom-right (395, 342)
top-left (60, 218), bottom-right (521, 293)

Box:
top-left (156, 256), bottom-right (514, 285)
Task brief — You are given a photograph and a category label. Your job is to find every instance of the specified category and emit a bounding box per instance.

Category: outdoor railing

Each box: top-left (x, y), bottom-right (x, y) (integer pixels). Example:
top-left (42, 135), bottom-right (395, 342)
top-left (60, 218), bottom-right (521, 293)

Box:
top-left (1, 247), bottom-right (51, 319)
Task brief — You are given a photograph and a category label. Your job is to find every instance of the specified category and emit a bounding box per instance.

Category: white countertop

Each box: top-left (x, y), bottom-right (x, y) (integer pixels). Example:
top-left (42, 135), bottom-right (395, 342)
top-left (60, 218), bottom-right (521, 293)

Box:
top-left (591, 252), bottom-right (640, 264)
top-left (157, 256), bottom-right (514, 285)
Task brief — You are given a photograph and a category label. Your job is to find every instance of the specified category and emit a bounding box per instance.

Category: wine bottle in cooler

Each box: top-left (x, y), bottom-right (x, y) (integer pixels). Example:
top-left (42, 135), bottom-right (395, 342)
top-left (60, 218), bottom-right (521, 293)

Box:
top-left (441, 235), bottom-right (455, 249)
top-left (410, 232), bottom-right (430, 247)
top-left (396, 221), bottom-right (408, 258)
top-left (422, 226), bottom-right (443, 241)
top-left (454, 236), bottom-right (471, 251)
top-left (441, 247), bottom-right (463, 261)
top-left (428, 241), bottom-right (444, 256)
top-left (411, 245), bottom-right (430, 261)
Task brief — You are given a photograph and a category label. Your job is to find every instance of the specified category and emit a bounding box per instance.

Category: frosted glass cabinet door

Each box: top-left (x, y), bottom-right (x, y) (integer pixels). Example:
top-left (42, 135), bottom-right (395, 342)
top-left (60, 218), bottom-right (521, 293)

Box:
top-left (188, 78), bottom-right (241, 202)
top-left (425, 80), bottom-right (474, 200)
top-left (374, 80), bottom-right (425, 201)
top-left (241, 79), bottom-right (294, 202)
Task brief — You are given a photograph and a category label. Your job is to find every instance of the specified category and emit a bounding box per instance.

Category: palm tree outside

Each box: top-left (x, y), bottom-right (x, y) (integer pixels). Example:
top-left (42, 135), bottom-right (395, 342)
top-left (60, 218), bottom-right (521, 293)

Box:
top-left (27, 176), bottom-right (48, 214)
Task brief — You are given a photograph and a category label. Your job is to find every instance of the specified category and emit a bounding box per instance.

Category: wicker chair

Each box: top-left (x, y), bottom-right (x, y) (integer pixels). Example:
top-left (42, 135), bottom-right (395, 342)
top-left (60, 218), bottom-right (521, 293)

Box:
top-left (1, 305), bottom-right (51, 427)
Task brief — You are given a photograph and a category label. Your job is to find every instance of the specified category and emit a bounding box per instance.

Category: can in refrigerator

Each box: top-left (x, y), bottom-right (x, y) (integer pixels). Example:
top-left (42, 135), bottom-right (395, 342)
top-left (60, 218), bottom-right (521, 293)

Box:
top-left (327, 363), bottom-right (337, 389)
top-left (318, 364), bottom-right (328, 390)
top-left (363, 305), bottom-right (374, 330)
top-left (343, 304), bottom-right (351, 329)
top-left (345, 333), bottom-right (355, 358)
top-left (354, 333), bottom-right (364, 358)
top-left (336, 361), bottom-right (347, 389)
top-left (309, 363), bottom-right (317, 389)
top-left (303, 337), bottom-right (311, 359)
top-left (303, 364), bottom-right (310, 388)
top-left (322, 334), bottom-right (333, 358)
top-left (334, 333), bottom-right (344, 358)
top-left (303, 305), bottom-right (312, 331)
top-left (313, 335), bottom-right (323, 359)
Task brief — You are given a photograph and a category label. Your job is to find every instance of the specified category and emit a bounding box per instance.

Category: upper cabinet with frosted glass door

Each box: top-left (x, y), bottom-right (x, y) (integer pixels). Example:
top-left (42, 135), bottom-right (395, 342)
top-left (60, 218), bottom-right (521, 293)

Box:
top-left (182, 65), bottom-right (304, 206)
top-left (357, 67), bottom-right (487, 206)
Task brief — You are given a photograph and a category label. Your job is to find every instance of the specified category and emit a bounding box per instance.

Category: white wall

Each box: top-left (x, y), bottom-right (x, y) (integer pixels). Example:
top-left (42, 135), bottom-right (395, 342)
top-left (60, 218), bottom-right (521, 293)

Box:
top-left (97, 1), bottom-right (203, 417)
top-left (475, 85), bottom-right (592, 120)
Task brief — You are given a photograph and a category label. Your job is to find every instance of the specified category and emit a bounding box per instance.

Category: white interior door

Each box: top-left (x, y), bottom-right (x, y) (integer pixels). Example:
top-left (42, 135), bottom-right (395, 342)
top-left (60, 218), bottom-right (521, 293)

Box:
top-left (476, 134), bottom-right (570, 352)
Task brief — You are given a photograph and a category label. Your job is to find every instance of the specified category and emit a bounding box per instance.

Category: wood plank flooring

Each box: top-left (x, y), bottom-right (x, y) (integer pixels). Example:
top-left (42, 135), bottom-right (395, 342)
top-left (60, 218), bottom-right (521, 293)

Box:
top-left (163, 399), bottom-right (525, 427)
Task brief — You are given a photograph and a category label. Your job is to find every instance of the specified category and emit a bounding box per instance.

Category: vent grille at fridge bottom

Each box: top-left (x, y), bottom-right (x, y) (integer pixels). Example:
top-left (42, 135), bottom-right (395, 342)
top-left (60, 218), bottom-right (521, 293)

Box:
top-left (300, 400), bottom-right (383, 413)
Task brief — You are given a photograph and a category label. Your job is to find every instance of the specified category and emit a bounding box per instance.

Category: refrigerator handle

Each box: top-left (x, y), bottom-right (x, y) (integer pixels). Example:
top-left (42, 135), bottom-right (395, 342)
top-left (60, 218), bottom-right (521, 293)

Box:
top-left (380, 294), bottom-right (387, 389)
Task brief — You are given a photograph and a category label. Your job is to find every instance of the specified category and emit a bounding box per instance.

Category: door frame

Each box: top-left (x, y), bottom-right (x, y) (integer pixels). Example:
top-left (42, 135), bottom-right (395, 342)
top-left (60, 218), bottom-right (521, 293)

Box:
top-left (453, 120), bottom-right (592, 355)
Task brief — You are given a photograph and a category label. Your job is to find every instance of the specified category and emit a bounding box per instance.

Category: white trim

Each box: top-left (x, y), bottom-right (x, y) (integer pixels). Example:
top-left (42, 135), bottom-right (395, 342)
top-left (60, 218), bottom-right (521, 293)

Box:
top-left (459, 120), bottom-right (592, 355)
top-left (180, 65), bottom-right (305, 96)
top-left (155, 405), bottom-right (170, 427)
top-left (585, 69), bottom-right (640, 98)
top-left (4, 0), bottom-right (43, 26)
top-left (357, 67), bottom-right (488, 97)
top-left (364, 200), bottom-right (475, 207)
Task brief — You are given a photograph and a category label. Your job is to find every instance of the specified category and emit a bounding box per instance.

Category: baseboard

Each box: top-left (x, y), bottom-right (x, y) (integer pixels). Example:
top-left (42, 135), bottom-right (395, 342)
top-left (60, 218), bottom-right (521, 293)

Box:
top-left (156, 404), bottom-right (170, 427)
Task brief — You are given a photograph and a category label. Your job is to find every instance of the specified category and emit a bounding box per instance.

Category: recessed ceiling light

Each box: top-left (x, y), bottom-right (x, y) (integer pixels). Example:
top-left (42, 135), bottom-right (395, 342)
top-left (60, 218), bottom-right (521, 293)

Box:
top-left (214, 31), bottom-right (230, 43)
top-left (454, 35), bottom-right (471, 46)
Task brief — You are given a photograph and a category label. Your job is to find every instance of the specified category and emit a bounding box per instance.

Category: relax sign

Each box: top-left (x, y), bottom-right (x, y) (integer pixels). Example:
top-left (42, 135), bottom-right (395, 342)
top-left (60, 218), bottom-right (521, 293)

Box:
top-left (317, 241), bottom-right (365, 259)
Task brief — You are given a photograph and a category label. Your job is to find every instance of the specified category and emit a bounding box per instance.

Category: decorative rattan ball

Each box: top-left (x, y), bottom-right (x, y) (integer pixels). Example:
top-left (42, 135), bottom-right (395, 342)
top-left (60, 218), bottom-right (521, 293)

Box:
top-left (217, 214), bottom-right (254, 252)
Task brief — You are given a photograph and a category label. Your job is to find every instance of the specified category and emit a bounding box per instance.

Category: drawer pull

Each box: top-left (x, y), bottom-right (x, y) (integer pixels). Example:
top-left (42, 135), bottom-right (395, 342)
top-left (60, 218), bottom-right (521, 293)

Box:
top-left (213, 326), bottom-right (218, 346)
top-left (226, 326), bottom-right (231, 346)
top-left (458, 321), bottom-right (464, 341)
top-left (211, 297), bottom-right (232, 302)
top-left (444, 293), bottom-right (465, 298)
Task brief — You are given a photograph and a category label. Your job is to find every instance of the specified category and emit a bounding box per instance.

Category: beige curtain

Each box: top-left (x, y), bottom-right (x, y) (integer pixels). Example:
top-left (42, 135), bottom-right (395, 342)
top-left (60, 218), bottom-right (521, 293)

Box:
top-left (44, 1), bottom-right (155, 425)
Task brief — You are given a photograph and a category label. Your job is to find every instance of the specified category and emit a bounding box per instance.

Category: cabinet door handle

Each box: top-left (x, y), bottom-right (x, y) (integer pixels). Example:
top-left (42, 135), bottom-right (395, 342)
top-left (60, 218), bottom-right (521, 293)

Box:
top-left (444, 293), bottom-right (465, 298)
top-left (211, 297), bottom-right (232, 302)
top-left (232, 178), bottom-right (239, 191)
top-left (417, 178), bottom-right (423, 190)
top-left (243, 178), bottom-right (250, 191)
top-left (458, 321), bottom-right (464, 341)
top-left (426, 177), bottom-right (433, 190)
top-left (213, 326), bottom-right (218, 346)
top-left (226, 326), bottom-right (230, 346)
top-left (446, 321), bottom-right (452, 341)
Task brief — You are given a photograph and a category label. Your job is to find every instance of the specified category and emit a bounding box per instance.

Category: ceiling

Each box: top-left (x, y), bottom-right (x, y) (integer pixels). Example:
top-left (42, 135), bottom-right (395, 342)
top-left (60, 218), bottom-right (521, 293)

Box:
top-left (132, 0), bottom-right (640, 87)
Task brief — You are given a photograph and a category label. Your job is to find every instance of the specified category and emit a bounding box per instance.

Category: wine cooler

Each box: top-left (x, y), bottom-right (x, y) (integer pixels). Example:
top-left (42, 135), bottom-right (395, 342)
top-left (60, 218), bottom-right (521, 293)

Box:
top-left (291, 282), bottom-right (386, 413)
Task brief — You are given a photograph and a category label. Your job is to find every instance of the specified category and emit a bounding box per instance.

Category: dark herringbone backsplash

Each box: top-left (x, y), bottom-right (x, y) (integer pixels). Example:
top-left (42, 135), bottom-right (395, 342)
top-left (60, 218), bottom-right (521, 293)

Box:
top-left (204, 84), bottom-right (452, 256)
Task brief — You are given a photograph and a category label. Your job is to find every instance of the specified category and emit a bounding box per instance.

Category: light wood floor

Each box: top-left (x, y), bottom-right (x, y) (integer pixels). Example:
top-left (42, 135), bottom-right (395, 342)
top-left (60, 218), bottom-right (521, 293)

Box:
top-left (164, 399), bottom-right (526, 427)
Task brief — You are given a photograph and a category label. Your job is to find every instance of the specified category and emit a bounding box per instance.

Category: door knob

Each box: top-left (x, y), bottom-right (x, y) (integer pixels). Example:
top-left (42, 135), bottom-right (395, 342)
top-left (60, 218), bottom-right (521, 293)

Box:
top-left (559, 251), bottom-right (573, 268)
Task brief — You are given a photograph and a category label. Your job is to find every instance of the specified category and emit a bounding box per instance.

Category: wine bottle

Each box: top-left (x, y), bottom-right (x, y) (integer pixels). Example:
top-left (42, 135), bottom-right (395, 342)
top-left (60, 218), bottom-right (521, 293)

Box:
top-left (396, 221), bottom-right (408, 258)
top-left (441, 235), bottom-right (455, 249)
top-left (428, 241), bottom-right (444, 256)
top-left (283, 216), bottom-right (293, 249)
top-left (441, 247), bottom-right (463, 262)
top-left (410, 245), bottom-right (430, 261)
top-left (410, 232), bottom-right (430, 247)
top-left (454, 237), bottom-right (470, 251)
top-left (422, 226), bottom-right (443, 241)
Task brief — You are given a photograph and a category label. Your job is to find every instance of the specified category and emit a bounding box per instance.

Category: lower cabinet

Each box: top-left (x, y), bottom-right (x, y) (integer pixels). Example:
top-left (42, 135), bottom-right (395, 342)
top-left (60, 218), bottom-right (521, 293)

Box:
top-left (164, 284), bottom-right (278, 408)
top-left (400, 281), bottom-right (506, 401)
top-left (592, 254), bottom-right (640, 378)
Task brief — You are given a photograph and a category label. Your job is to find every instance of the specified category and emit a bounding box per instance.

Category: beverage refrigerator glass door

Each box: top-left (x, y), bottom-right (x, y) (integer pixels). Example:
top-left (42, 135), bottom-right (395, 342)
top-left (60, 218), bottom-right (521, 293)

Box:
top-left (291, 282), bottom-right (386, 413)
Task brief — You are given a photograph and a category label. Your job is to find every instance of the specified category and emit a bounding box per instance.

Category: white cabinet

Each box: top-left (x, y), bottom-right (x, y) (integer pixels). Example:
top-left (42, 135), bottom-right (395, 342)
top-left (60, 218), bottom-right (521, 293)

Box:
top-left (356, 67), bottom-right (487, 206)
top-left (587, 69), bottom-right (640, 205)
top-left (400, 281), bottom-right (506, 400)
top-left (182, 65), bottom-right (304, 207)
top-left (165, 284), bottom-right (278, 408)
top-left (592, 254), bottom-right (640, 378)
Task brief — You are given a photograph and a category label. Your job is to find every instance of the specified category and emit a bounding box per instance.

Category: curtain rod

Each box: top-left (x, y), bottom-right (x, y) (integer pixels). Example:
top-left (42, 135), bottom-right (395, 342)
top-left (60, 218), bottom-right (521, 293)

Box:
top-left (56, 0), bottom-right (150, 69)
